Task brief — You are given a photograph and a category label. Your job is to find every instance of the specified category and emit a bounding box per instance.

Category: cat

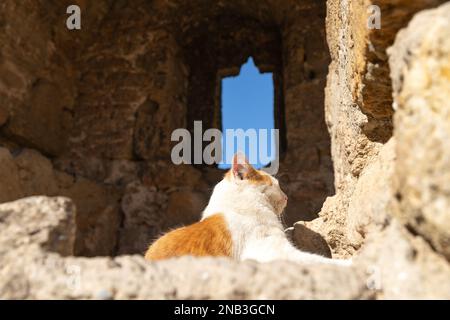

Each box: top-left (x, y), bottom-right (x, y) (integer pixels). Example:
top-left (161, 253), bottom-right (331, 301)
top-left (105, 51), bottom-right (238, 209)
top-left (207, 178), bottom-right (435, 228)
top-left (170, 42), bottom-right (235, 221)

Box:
top-left (145, 153), bottom-right (351, 267)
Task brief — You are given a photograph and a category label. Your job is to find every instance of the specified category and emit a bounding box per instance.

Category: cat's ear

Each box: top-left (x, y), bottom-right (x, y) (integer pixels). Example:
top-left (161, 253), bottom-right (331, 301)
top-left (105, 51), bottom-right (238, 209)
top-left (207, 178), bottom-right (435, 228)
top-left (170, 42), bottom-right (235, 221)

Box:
top-left (231, 152), bottom-right (253, 180)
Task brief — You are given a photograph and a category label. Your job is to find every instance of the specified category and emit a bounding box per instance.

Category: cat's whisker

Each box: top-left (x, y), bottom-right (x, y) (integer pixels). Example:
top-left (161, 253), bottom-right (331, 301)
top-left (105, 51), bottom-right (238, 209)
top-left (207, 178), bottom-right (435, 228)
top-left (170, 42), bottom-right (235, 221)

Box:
top-left (280, 211), bottom-right (287, 228)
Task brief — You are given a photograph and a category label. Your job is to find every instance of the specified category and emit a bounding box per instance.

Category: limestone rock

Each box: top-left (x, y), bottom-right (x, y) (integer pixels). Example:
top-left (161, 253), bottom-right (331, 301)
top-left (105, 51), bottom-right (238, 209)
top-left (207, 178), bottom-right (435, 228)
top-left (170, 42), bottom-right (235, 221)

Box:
top-left (290, 223), bottom-right (332, 258)
top-left (143, 162), bottom-right (207, 191)
top-left (302, 139), bottom-right (395, 257)
top-left (389, 2), bottom-right (450, 261)
top-left (346, 139), bottom-right (396, 248)
top-left (14, 148), bottom-right (59, 196)
top-left (104, 160), bottom-right (144, 187)
top-left (164, 191), bottom-right (207, 230)
top-left (53, 156), bottom-right (108, 183)
top-left (324, 0), bottom-right (445, 226)
top-left (58, 177), bottom-right (121, 257)
top-left (303, 194), bottom-right (356, 259)
top-left (0, 0), bottom-right (449, 300)
top-left (133, 99), bottom-right (160, 160)
top-left (0, 196), bottom-right (372, 299)
top-left (0, 147), bottom-right (122, 257)
top-left (0, 0), bottom-right (77, 156)
top-left (0, 106), bottom-right (8, 127)
top-left (357, 221), bottom-right (450, 299)
top-left (118, 182), bottom-right (168, 254)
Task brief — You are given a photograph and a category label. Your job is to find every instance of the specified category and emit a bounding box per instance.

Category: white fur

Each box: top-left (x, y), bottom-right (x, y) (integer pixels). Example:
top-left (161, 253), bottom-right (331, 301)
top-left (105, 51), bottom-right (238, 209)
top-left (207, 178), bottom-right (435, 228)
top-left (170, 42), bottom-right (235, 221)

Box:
top-left (202, 165), bottom-right (352, 267)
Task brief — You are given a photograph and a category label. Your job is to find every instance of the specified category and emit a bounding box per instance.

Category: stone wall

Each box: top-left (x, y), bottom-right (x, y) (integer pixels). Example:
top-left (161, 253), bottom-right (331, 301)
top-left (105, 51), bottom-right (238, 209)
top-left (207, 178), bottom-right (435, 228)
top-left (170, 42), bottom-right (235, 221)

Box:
top-left (1, 0), bottom-right (450, 299)
top-left (302, 0), bottom-right (450, 298)
top-left (0, 196), bottom-right (373, 299)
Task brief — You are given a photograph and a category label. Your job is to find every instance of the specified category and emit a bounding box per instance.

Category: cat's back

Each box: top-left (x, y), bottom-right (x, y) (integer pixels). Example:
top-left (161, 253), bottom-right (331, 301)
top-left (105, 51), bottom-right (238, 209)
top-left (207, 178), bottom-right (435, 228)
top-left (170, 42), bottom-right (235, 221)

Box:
top-left (144, 213), bottom-right (233, 261)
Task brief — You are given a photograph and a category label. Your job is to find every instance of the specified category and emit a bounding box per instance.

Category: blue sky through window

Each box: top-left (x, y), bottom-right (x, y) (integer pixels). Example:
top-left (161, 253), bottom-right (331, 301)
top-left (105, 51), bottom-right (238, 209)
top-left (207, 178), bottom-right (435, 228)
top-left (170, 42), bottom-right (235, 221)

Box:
top-left (219, 57), bottom-right (275, 169)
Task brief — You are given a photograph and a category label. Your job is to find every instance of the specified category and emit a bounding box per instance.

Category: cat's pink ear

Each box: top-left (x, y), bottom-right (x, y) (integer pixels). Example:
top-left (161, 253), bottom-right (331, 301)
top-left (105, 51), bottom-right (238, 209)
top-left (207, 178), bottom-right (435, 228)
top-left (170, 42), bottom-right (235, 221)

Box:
top-left (231, 153), bottom-right (252, 180)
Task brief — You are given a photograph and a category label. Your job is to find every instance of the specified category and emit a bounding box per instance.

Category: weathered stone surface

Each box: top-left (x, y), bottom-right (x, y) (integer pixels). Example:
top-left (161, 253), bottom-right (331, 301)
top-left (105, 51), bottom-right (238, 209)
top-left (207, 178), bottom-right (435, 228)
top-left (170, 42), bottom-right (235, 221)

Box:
top-left (14, 148), bottom-right (59, 196)
top-left (104, 160), bottom-right (144, 188)
top-left (164, 191), bottom-right (207, 230)
top-left (0, 0), bottom-right (450, 300)
top-left (0, 0), bottom-right (335, 236)
top-left (290, 223), bottom-right (332, 258)
top-left (53, 156), bottom-right (108, 183)
top-left (0, 1), bottom-right (79, 156)
top-left (0, 106), bottom-right (8, 127)
top-left (70, 27), bottom-right (186, 161)
top-left (326, 0), bottom-right (445, 185)
top-left (303, 195), bottom-right (355, 259)
top-left (322, 0), bottom-right (447, 259)
top-left (0, 147), bottom-right (24, 203)
top-left (388, 2), bottom-right (450, 261)
top-left (143, 162), bottom-right (207, 191)
top-left (3, 80), bottom-right (72, 155)
top-left (118, 182), bottom-right (168, 255)
top-left (0, 146), bottom-right (122, 257)
top-left (292, 139), bottom-right (394, 258)
top-left (3, 195), bottom-right (449, 299)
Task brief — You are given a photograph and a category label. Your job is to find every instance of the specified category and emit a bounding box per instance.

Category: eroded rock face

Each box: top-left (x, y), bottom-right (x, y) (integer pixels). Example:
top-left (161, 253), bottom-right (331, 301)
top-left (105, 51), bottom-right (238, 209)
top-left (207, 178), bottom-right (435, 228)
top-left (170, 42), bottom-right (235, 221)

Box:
top-left (358, 221), bottom-right (450, 299)
top-left (0, 148), bottom-right (24, 203)
top-left (0, 197), bottom-right (76, 256)
top-left (164, 191), bottom-right (207, 230)
top-left (0, 0), bottom-right (337, 255)
top-left (319, 0), bottom-right (447, 258)
top-left (58, 177), bottom-right (121, 257)
top-left (345, 139), bottom-right (395, 249)
top-left (299, 2), bottom-right (450, 297)
top-left (0, 147), bottom-right (122, 256)
top-left (389, 2), bottom-right (450, 261)
top-left (15, 149), bottom-right (59, 196)
top-left (289, 223), bottom-right (332, 258)
top-left (118, 182), bottom-right (167, 255)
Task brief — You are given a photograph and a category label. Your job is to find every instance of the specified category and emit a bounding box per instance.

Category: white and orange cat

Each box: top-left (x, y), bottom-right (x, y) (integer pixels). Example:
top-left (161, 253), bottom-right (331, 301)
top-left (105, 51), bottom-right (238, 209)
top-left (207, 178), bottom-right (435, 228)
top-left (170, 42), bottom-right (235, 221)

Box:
top-left (145, 153), bottom-right (350, 266)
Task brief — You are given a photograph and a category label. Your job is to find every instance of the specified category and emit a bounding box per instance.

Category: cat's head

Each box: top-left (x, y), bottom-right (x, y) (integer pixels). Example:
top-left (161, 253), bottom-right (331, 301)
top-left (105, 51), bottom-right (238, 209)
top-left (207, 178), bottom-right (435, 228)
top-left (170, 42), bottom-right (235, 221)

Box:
top-left (224, 153), bottom-right (288, 215)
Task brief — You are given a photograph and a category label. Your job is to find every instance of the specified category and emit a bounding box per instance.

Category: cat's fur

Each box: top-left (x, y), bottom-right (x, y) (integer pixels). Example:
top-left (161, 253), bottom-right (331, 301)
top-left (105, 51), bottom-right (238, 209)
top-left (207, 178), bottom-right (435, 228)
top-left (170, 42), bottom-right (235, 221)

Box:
top-left (145, 153), bottom-right (350, 266)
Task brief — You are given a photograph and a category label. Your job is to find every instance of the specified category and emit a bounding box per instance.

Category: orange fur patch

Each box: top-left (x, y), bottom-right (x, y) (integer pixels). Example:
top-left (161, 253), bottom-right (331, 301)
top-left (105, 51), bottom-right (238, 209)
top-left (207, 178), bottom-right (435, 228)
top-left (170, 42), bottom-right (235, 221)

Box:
top-left (145, 214), bottom-right (232, 261)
